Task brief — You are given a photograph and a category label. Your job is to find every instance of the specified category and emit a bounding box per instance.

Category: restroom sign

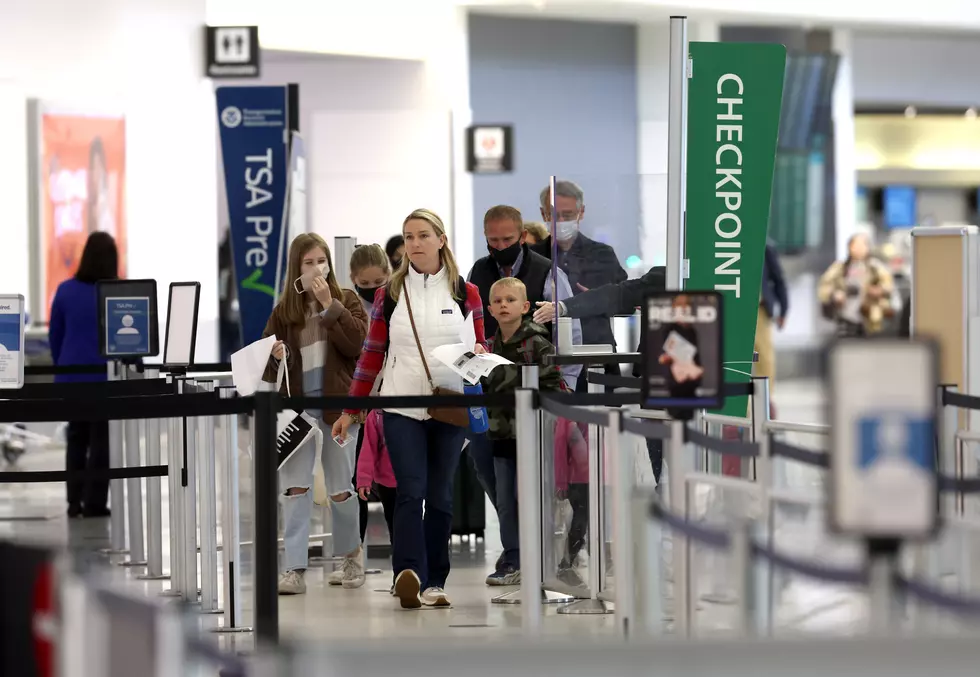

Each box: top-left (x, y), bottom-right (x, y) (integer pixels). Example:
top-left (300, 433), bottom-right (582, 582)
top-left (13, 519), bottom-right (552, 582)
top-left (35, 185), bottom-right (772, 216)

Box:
top-left (466, 125), bottom-right (513, 173)
top-left (827, 338), bottom-right (940, 539)
top-left (205, 25), bottom-right (261, 78)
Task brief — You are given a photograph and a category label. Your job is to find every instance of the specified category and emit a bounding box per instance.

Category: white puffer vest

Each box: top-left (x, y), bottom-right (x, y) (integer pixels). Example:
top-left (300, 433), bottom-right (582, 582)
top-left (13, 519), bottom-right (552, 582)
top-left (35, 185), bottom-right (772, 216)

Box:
top-left (380, 265), bottom-right (465, 420)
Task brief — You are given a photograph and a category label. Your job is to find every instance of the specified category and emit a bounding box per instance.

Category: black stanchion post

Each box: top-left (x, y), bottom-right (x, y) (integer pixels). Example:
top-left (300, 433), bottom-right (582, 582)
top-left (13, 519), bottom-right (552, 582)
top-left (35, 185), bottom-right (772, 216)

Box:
top-left (253, 386), bottom-right (279, 645)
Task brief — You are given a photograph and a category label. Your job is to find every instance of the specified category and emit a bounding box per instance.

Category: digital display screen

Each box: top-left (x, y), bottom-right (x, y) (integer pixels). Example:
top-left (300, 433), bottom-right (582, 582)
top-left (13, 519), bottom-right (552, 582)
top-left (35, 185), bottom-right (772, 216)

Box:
top-left (883, 185), bottom-right (917, 229)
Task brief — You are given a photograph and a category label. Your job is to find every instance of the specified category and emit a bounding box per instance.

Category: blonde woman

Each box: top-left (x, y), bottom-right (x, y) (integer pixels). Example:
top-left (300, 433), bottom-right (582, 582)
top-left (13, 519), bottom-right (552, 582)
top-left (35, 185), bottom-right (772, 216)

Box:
top-left (333, 209), bottom-right (487, 610)
top-left (262, 234), bottom-right (369, 595)
top-left (522, 221), bottom-right (549, 246)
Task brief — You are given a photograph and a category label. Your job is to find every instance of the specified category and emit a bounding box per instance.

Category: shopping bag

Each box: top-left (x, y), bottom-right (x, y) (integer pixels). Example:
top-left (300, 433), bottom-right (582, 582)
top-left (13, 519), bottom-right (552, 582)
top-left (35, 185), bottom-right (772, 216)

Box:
top-left (273, 351), bottom-right (322, 470)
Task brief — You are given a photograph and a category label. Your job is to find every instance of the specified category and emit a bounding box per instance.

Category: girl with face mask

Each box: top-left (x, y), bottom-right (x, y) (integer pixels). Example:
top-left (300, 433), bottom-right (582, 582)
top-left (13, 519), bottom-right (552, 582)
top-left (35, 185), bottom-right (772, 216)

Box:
top-left (347, 243), bottom-right (392, 550)
top-left (261, 233), bottom-right (370, 595)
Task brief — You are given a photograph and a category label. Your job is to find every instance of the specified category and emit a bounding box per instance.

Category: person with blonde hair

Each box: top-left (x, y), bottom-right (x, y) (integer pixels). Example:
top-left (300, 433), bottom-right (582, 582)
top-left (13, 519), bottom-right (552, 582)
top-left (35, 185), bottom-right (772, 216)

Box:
top-left (262, 233), bottom-right (369, 595)
top-left (333, 208), bottom-right (487, 609)
top-left (522, 221), bottom-right (549, 246)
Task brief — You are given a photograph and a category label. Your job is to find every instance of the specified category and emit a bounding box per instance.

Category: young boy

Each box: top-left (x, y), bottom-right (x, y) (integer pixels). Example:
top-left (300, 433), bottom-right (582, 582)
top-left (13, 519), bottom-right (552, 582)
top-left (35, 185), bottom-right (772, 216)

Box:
top-left (483, 277), bottom-right (563, 585)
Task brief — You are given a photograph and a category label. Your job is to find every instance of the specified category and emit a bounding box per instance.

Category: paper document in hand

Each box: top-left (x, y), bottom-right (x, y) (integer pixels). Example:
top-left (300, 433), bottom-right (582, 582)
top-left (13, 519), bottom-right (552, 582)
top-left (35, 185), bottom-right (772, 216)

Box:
top-left (663, 330), bottom-right (697, 365)
top-left (431, 343), bottom-right (513, 385)
top-left (231, 335), bottom-right (277, 396)
top-left (459, 312), bottom-right (476, 350)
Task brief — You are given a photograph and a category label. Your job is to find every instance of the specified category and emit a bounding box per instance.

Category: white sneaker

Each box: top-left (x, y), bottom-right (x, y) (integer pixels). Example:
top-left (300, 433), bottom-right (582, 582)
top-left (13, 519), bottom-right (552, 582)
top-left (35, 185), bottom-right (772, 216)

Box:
top-left (421, 587), bottom-right (451, 608)
top-left (341, 546), bottom-right (366, 589)
top-left (393, 570), bottom-right (422, 609)
top-left (278, 570), bottom-right (306, 595)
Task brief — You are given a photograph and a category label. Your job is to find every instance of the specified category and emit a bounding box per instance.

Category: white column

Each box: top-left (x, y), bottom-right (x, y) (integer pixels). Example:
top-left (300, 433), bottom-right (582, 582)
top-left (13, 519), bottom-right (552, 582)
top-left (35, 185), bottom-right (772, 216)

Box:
top-left (422, 4), bottom-right (475, 272)
top-left (637, 19), bottom-right (718, 270)
top-left (832, 28), bottom-right (857, 260)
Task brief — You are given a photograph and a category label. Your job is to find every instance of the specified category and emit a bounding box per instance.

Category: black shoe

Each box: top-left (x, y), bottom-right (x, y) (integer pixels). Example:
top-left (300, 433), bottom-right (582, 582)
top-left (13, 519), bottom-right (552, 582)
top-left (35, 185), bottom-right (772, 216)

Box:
top-left (83, 506), bottom-right (111, 518)
top-left (67, 503), bottom-right (83, 518)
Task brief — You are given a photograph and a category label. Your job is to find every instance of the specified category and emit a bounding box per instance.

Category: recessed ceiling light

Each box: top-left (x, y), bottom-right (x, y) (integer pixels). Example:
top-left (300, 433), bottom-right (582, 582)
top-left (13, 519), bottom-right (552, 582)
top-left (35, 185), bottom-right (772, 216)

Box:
top-left (905, 106), bottom-right (917, 118)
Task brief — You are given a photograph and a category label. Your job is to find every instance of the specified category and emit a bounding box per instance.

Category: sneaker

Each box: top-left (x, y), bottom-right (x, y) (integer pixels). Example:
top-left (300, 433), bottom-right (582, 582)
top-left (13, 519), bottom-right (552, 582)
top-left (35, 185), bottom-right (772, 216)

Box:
top-left (393, 570), bottom-right (422, 609)
top-left (485, 567), bottom-right (521, 586)
top-left (421, 587), bottom-right (451, 608)
top-left (326, 568), bottom-right (344, 586)
top-left (341, 547), bottom-right (366, 589)
top-left (278, 570), bottom-right (306, 595)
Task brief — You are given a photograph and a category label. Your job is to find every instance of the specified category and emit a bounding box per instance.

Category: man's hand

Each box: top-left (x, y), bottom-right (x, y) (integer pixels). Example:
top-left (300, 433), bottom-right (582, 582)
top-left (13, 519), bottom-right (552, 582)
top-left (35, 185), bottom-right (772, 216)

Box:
top-left (575, 283), bottom-right (589, 293)
top-left (776, 316), bottom-right (786, 330)
top-left (533, 301), bottom-right (556, 324)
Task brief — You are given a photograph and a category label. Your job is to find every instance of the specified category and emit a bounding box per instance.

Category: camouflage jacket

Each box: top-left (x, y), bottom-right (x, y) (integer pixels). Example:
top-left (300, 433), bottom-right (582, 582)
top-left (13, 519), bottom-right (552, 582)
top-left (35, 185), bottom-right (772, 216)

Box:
top-left (483, 319), bottom-right (563, 440)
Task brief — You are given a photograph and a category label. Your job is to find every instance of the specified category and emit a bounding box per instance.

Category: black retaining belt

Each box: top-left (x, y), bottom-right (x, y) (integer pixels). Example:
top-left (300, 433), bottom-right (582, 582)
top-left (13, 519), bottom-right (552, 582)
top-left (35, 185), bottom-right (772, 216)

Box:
top-left (685, 427), bottom-right (760, 457)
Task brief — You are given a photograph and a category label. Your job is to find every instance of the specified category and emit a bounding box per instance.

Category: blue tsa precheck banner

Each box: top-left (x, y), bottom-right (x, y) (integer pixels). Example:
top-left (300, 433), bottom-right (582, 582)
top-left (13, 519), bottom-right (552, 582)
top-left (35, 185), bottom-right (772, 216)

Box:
top-left (0, 295), bottom-right (25, 389)
top-left (216, 86), bottom-right (289, 346)
top-left (105, 296), bottom-right (151, 356)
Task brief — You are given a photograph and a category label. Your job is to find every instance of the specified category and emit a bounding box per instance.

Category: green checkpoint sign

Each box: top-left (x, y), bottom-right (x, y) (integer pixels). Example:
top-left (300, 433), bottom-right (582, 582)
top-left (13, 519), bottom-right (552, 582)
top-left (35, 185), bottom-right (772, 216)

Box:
top-left (684, 42), bottom-right (786, 416)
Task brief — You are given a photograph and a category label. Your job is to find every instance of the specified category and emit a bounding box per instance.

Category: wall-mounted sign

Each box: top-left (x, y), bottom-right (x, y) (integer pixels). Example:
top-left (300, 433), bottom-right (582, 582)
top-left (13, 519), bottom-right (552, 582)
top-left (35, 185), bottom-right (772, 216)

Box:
top-left (205, 26), bottom-right (260, 79)
top-left (641, 290), bottom-right (724, 410)
top-left (466, 125), bottom-right (513, 174)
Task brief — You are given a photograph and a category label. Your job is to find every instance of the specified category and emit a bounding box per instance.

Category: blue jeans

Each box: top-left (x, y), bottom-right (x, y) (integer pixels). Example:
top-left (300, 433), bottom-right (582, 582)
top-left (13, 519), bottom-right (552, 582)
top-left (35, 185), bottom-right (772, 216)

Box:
top-left (493, 454), bottom-right (519, 570)
top-left (465, 431), bottom-right (497, 509)
top-left (383, 412), bottom-right (465, 590)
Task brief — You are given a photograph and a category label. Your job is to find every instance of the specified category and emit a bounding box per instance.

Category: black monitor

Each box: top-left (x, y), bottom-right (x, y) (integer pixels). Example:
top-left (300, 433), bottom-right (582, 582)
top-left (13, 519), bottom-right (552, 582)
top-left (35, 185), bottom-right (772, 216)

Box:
top-left (97, 279), bottom-right (159, 359)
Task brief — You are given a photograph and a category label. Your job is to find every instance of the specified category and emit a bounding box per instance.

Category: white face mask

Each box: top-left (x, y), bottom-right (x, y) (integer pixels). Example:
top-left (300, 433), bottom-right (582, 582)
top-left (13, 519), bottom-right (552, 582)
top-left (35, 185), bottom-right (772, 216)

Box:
top-left (294, 264), bottom-right (328, 294)
top-left (556, 220), bottom-right (579, 242)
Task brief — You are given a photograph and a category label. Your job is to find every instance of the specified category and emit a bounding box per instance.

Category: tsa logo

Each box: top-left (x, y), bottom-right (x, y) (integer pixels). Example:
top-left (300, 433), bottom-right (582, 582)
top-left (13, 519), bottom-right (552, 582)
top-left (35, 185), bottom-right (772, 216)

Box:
top-left (221, 106), bottom-right (243, 128)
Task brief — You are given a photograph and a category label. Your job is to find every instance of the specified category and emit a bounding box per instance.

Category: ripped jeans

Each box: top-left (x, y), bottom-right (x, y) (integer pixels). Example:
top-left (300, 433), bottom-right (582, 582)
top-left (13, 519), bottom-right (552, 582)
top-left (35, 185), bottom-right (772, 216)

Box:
top-left (278, 420), bottom-right (360, 572)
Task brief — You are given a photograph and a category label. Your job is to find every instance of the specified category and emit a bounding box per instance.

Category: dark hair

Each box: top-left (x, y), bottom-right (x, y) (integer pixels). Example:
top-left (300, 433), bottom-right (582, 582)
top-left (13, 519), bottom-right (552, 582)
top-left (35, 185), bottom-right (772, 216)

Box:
top-left (75, 231), bottom-right (119, 283)
top-left (86, 137), bottom-right (107, 234)
top-left (385, 235), bottom-right (404, 260)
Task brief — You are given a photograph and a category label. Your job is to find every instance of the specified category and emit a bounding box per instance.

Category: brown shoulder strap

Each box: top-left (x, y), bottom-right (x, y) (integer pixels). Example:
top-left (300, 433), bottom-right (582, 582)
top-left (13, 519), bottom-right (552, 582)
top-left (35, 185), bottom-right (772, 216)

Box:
top-left (402, 283), bottom-right (437, 390)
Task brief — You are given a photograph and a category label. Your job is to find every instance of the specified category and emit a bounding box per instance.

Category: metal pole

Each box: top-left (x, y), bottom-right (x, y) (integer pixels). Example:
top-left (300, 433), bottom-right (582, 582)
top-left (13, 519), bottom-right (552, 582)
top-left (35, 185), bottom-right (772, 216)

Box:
top-left (665, 15), bottom-right (689, 291)
top-left (750, 377), bottom-right (770, 482)
top-left (107, 361), bottom-right (127, 555)
top-left (731, 520), bottom-right (752, 638)
top-left (161, 376), bottom-right (183, 597)
top-left (197, 380), bottom-right (220, 614)
top-left (254, 384), bottom-right (280, 644)
top-left (516, 387), bottom-right (542, 633)
top-left (214, 387), bottom-right (251, 633)
top-left (122, 365), bottom-right (146, 566)
top-left (867, 542), bottom-right (899, 636)
top-left (182, 379), bottom-right (199, 604)
top-left (752, 377), bottom-right (773, 632)
top-left (610, 410), bottom-right (632, 638)
top-left (138, 368), bottom-right (168, 580)
top-left (668, 419), bottom-right (689, 636)
top-left (632, 490), bottom-right (664, 636)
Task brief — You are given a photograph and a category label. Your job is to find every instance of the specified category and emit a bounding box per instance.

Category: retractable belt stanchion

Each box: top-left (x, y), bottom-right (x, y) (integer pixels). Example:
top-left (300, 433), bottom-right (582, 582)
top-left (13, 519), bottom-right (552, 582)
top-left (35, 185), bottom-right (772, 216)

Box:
top-left (609, 409), bottom-right (632, 637)
top-left (106, 361), bottom-right (128, 556)
top-left (182, 379), bottom-right (200, 604)
top-left (161, 375), bottom-right (184, 597)
top-left (752, 377), bottom-right (773, 634)
top-left (559, 368), bottom-right (613, 615)
top-left (516, 386), bottom-right (543, 633)
top-left (667, 419), bottom-right (690, 636)
top-left (198, 380), bottom-right (221, 614)
top-left (139, 367), bottom-right (168, 581)
top-left (214, 386), bottom-right (251, 633)
top-left (254, 384), bottom-right (280, 644)
top-left (122, 364), bottom-right (147, 567)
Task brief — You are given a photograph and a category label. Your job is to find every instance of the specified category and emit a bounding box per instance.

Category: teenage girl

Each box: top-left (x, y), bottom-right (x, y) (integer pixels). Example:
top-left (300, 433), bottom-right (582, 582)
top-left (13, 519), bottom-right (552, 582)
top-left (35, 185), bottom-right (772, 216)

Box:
top-left (263, 233), bottom-right (369, 595)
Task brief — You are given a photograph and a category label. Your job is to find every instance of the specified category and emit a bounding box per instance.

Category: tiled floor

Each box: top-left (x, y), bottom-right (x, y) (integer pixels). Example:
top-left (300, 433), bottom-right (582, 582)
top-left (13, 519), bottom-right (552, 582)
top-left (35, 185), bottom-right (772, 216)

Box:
top-left (0, 378), bottom-right (878, 652)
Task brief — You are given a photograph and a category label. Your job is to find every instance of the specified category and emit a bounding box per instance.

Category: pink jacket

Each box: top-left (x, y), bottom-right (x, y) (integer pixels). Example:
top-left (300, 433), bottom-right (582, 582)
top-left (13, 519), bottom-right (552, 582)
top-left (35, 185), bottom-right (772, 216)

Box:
top-left (554, 419), bottom-right (589, 491)
top-left (356, 410), bottom-right (396, 489)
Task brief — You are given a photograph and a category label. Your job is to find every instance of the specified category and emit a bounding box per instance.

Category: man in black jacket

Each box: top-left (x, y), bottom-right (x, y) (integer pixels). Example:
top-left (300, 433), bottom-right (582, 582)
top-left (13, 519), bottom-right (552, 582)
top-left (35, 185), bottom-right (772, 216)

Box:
top-left (531, 180), bottom-right (627, 352)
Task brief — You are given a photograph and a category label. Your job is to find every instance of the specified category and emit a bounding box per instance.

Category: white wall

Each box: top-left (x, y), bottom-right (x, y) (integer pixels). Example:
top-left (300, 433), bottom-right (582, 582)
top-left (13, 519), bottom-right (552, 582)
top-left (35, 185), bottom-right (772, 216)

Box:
top-left (852, 31), bottom-right (980, 108)
top-left (0, 0), bottom-right (219, 360)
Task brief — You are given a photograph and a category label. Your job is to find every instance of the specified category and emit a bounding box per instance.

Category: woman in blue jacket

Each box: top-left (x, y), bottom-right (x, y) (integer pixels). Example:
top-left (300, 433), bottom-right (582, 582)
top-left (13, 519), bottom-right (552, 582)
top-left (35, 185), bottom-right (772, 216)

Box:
top-left (49, 232), bottom-right (118, 517)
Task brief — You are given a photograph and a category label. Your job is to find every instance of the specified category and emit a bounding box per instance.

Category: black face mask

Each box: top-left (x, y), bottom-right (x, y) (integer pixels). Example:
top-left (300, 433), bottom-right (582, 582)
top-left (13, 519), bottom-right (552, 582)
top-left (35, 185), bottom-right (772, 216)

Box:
top-left (355, 285), bottom-right (380, 304)
top-left (488, 240), bottom-right (522, 268)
